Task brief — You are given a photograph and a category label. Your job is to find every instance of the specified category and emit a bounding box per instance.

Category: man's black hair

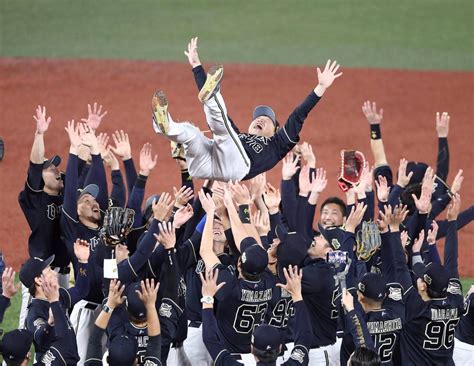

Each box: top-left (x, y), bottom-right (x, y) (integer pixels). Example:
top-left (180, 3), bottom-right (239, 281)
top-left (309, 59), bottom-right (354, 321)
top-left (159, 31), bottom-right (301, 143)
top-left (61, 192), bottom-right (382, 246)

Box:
top-left (349, 347), bottom-right (381, 366)
top-left (253, 347), bottom-right (280, 363)
top-left (320, 196), bottom-right (347, 216)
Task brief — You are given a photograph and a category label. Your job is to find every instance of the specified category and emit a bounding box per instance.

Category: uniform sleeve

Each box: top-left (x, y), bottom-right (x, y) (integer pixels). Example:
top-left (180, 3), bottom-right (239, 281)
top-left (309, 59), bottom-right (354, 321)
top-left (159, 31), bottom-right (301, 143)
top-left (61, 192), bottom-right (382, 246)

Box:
top-left (379, 232), bottom-right (397, 283)
top-left (64, 261), bottom-right (90, 307)
top-left (49, 301), bottom-right (68, 338)
top-left (28, 313), bottom-right (54, 347)
top-left (19, 163), bottom-right (44, 216)
top-left (123, 158), bottom-right (137, 195)
top-left (78, 163), bottom-right (90, 189)
top-left (444, 220), bottom-right (459, 279)
top-left (215, 265), bottom-right (238, 301)
top-left (389, 231), bottom-right (412, 291)
top-left (144, 335), bottom-right (162, 365)
top-left (344, 309), bottom-right (374, 350)
top-left (85, 325), bottom-right (106, 366)
top-left (273, 91), bottom-right (321, 159)
top-left (84, 153), bottom-right (109, 212)
top-left (176, 229), bottom-right (202, 270)
top-left (435, 205), bottom-right (474, 239)
top-left (110, 170), bottom-right (126, 207)
top-left (127, 174), bottom-right (147, 227)
top-left (281, 179), bottom-right (297, 230)
top-left (387, 184), bottom-right (404, 208)
top-left (301, 267), bottom-right (324, 294)
top-left (364, 192), bottom-right (375, 222)
top-left (288, 300), bottom-right (312, 362)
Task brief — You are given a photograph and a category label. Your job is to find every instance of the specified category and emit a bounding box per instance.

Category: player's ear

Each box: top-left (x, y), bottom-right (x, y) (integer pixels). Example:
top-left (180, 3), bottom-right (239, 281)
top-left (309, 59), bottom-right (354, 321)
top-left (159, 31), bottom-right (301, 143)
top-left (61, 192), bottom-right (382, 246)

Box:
top-left (34, 276), bottom-right (43, 287)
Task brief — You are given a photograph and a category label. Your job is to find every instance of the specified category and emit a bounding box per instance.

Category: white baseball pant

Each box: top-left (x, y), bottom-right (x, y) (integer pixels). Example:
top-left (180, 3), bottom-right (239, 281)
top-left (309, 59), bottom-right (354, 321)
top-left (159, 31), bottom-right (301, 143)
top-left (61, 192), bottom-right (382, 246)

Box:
top-left (153, 91), bottom-right (250, 181)
top-left (181, 321), bottom-right (213, 366)
top-left (308, 338), bottom-right (341, 366)
top-left (453, 337), bottom-right (474, 366)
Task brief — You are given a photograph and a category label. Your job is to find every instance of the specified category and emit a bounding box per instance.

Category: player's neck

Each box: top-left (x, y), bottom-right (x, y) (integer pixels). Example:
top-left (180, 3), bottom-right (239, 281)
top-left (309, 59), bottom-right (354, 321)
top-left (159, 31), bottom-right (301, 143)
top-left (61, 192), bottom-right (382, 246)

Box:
top-left (419, 291), bottom-right (431, 302)
top-left (361, 302), bottom-right (382, 313)
top-left (213, 240), bottom-right (225, 254)
top-left (43, 186), bottom-right (60, 195)
top-left (79, 216), bottom-right (99, 229)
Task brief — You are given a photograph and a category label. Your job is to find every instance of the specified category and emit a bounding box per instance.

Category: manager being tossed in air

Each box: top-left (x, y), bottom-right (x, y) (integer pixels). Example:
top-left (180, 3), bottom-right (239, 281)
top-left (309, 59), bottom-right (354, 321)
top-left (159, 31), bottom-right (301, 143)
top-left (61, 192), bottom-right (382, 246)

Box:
top-left (152, 37), bottom-right (342, 181)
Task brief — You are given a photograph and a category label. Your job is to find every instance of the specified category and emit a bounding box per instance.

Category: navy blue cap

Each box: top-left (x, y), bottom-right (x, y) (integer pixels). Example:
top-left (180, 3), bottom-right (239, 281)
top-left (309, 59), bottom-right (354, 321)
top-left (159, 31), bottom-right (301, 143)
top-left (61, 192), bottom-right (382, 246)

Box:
top-left (43, 155), bottom-right (61, 170)
top-left (0, 329), bottom-right (33, 363)
top-left (240, 237), bottom-right (269, 275)
top-left (253, 105), bottom-right (278, 127)
top-left (125, 282), bottom-right (146, 319)
top-left (108, 335), bottom-right (138, 366)
top-left (276, 225), bottom-right (309, 281)
top-left (317, 223), bottom-right (344, 250)
top-left (413, 262), bottom-right (449, 294)
top-left (357, 273), bottom-right (387, 301)
top-left (19, 255), bottom-right (55, 288)
top-left (77, 183), bottom-right (99, 200)
top-left (252, 324), bottom-right (281, 352)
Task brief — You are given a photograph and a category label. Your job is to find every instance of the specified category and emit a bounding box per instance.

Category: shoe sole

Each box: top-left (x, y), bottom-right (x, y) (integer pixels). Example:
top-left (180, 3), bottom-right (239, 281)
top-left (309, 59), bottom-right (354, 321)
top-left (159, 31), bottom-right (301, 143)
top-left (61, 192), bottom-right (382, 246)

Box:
top-left (152, 91), bottom-right (170, 134)
top-left (198, 65), bottom-right (224, 103)
top-left (170, 141), bottom-right (185, 160)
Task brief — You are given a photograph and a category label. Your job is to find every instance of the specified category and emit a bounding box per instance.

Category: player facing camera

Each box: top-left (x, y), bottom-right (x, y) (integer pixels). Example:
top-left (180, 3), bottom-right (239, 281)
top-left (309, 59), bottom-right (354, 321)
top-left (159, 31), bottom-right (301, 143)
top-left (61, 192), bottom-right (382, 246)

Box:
top-left (100, 207), bottom-right (135, 248)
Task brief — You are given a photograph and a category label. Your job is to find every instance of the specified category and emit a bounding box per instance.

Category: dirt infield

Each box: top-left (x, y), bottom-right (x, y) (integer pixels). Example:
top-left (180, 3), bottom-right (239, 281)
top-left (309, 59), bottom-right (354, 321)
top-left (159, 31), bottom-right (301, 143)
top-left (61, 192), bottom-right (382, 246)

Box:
top-left (0, 58), bottom-right (473, 275)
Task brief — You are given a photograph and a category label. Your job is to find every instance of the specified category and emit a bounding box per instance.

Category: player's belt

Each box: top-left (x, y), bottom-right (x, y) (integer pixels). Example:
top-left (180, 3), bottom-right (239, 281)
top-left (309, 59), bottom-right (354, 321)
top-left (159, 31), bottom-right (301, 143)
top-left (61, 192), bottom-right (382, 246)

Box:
top-left (84, 302), bottom-right (99, 310)
top-left (189, 321), bottom-right (202, 328)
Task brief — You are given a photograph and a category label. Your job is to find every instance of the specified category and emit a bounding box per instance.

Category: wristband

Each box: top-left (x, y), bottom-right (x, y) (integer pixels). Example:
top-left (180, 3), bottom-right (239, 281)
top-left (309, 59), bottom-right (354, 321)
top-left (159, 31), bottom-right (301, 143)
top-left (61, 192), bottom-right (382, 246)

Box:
top-left (201, 296), bottom-right (214, 305)
top-left (238, 205), bottom-right (251, 224)
top-left (102, 304), bottom-right (114, 313)
top-left (370, 124), bottom-right (381, 140)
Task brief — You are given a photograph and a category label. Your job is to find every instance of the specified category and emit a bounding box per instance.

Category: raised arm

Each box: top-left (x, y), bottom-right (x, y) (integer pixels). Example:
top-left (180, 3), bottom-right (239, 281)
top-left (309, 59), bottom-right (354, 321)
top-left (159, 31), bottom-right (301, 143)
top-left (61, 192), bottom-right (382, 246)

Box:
top-left (445, 194), bottom-right (461, 278)
top-left (198, 190), bottom-right (220, 269)
top-left (434, 112), bottom-right (450, 187)
top-left (30, 105), bottom-right (52, 164)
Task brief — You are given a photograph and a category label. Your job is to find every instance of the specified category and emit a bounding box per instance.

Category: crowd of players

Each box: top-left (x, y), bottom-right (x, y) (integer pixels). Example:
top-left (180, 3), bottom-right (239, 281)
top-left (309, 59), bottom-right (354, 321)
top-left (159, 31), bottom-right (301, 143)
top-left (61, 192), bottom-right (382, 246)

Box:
top-left (1, 45), bottom-right (474, 366)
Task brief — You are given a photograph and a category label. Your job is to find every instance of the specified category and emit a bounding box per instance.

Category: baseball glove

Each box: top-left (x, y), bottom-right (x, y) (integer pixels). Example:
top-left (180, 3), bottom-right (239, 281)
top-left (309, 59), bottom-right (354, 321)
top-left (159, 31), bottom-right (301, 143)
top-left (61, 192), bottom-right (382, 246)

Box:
top-left (100, 207), bottom-right (135, 247)
top-left (356, 221), bottom-right (381, 261)
top-left (337, 150), bottom-right (366, 192)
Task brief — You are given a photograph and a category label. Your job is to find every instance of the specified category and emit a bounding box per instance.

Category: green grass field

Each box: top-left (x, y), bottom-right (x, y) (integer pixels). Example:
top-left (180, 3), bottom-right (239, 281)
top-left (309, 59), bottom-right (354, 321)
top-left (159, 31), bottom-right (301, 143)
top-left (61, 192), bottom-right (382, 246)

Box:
top-left (1, 0), bottom-right (473, 70)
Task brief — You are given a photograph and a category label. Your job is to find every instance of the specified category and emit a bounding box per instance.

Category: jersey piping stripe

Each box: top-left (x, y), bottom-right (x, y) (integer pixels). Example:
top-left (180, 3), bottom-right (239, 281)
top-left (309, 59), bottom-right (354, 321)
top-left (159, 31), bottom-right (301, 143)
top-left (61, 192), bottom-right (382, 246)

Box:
top-left (26, 180), bottom-right (43, 193)
top-left (283, 126), bottom-right (298, 144)
top-left (62, 207), bottom-right (79, 223)
top-left (50, 347), bottom-right (67, 365)
top-left (213, 349), bottom-right (227, 365)
top-left (212, 95), bottom-right (250, 168)
top-left (188, 238), bottom-right (197, 263)
top-left (162, 297), bottom-right (183, 313)
top-left (127, 257), bottom-right (138, 278)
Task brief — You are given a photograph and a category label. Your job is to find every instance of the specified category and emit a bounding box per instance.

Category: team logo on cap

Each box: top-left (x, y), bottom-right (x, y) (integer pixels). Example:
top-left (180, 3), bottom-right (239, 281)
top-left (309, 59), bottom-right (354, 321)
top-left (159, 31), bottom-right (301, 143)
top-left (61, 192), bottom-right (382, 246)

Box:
top-left (242, 252), bottom-right (247, 263)
top-left (159, 303), bottom-right (172, 318)
top-left (331, 239), bottom-right (341, 249)
top-left (423, 274), bottom-right (432, 285)
top-left (358, 283), bottom-right (365, 292)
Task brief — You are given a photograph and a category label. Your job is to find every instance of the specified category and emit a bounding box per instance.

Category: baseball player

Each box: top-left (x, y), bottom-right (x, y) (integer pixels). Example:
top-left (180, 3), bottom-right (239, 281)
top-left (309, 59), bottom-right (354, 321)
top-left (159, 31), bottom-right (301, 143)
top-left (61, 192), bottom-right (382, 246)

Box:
top-left (0, 329), bottom-right (34, 365)
top-left (20, 239), bottom-right (89, 363)
top-left (399, 195), bottom-right (464, 365)
top-left (151, 37), bottom-right (342, 182)
top-left (18, 106), bottom-right (70, 328)
top-left (201, 265), bottom-right (312, 365)
top-left (198, 187), bottom-right (276, 359)
top-left (453, 285), bottom-right (474, 364)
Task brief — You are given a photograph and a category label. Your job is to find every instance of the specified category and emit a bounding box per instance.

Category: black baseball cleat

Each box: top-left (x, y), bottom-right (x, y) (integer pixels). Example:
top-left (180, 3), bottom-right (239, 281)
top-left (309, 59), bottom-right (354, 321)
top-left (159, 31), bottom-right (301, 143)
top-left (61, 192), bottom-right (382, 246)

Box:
top-left (152, 91), bottom-right (170, 135)
top-left (198, 64), bottom-right (224, 103)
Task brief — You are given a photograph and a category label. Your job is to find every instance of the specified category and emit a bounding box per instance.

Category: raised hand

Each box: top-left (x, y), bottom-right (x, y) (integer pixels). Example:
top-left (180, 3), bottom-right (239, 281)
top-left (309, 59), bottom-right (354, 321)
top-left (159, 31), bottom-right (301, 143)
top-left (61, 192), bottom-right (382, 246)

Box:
top-left (139, 143), bottom-right (158, 176)
top-left (412, 167), bottom-right (435, 214)
top-left (300, 142), bottom-right (316, 167)
top-left (282, 152), bottom-right (300, 180)
top-left (2, 267), bottom-right (20, 299)
top-left (136, 278), bottom-right (160, 308)
top-left (375, 176), bottom-right (390, 202)
top-left (389, 205), bottom-right (409, 232)
top-left (97, 132), bottom-right (110, 157)
top-left (427, 221), bottom-right (439, 245)
top-left (198, 190), bottom-right (216, 213)
top-left (378, 204), bottom-right (393, 232)
top-left (184, 36), bottom-right (202, 68)
top-left (412, 230), bottom-right (425, 253)
top-left (316, 59), bottom-right (343, 90)
top-left (450, 169), bottom-right (464, 195)
top-left (155, 222), bottom-right (176, 249)
top-left (341, 288), bottom-right (355, 312)
top-left (229, 181), bottom-right (252, 205)
top-left (436, 112), bottom-right (450, 138)
top-left (263, 183), bottom-right (281, 213)
top-left (103, 150), bottom-right (119, 170)
top-left (173, 186), bottom-right (194, 208)
top-left (345, 202), bottom-right (367, 233)
top-left (276, 265), bottom-right (303, 301)
top-left (73, 239), bottom-right (90, 263)
top-left (81, 102), bottom-right (108, 131)
top-left (447, 193), bottom-right (461, 221)
top-left (106, 279), bottom-right (126, 309)
top-left (298, 165), bottom-right (313, 196)
top-left (400, 230), bottom-right (410, 248)
top-left (33, 105), bottom-right (52, 134)
top-left (311, 168), bottom-right (328, 194)
top-left (252, 210), bottom-right (270, 236)
top-left (397, 158), bottom-right (413, 188)
top-left (111, 130), bottom-right (132, 160)
top-left (64, 120), bottom-right (82, 149)
top-left (249, 173), bottom-right (267, 201)
top-left (152, 192), bottom-right (174, 222)
top-left (41, 273), bottom-right (60, 302)
top-left (173, 204), bottom-right (194, 229)
top-left (354, 163), bottom-right (370, 197)
top-left (362, 101), bottom-right (383, 125)
top-left (79, 123), bottom-right (98, 154)
top-left (200, 268), bottom-right (225, 298)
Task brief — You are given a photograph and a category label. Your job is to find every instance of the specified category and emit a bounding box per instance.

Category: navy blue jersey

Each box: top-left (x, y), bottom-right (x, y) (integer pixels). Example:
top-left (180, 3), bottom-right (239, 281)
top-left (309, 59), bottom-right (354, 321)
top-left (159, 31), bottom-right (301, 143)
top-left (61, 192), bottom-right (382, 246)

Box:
top-left (192, 65), bottom-right (322, 180)
top-left (215, 265), bottom-right (276, 353)
top-left (400, 279), bottom-right (463, 366)
top-left (39, 301), bottom-right (79, 365)
top-left (455, 292), bottom-right (474, 345)
top-left (267, 274), bottom-right (296, 344)
top-left (0, 295), bottom-right (10, 323)
top-left (341, 283), bottom-right (405, 365)
top-left (301, 257), bottom-right (340, 348)
top-left (19, 162), bottom-right (69, 268)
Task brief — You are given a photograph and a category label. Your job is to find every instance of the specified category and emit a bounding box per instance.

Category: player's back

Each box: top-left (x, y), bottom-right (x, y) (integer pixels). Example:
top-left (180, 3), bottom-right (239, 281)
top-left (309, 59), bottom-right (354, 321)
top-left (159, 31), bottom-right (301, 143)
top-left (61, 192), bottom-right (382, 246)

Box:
top-left (215, 266), bottom-right (276, 354)
top-left (401, 285), bottom-right (463, 366)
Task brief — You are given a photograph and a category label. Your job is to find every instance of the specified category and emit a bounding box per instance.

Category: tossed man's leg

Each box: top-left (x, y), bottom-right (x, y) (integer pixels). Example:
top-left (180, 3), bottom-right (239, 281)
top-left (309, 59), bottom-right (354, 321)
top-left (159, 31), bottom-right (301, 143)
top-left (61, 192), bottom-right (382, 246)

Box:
top-left (152, 91), bottom-right (214, 179)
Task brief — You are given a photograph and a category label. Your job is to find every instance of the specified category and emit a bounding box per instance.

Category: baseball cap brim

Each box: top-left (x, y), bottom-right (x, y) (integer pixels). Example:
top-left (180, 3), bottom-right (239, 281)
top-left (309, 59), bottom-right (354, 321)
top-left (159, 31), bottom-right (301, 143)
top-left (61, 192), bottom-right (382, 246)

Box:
top-left (19, 254), bottom-right (55, 288)
top-left (43, 155), bottom-right (61, 169)
top-left (78, 183), bottom-right (99, 199)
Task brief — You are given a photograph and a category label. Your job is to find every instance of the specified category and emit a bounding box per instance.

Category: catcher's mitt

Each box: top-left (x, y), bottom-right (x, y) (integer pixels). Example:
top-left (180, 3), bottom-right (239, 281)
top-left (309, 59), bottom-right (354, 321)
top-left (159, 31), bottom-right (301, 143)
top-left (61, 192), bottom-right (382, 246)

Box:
top-left (100, 207), bottom-right (135, 247)
top-left (356, 221), bottom-right (381, 261)
top-left (337, 150), bottom-right (366, 192)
